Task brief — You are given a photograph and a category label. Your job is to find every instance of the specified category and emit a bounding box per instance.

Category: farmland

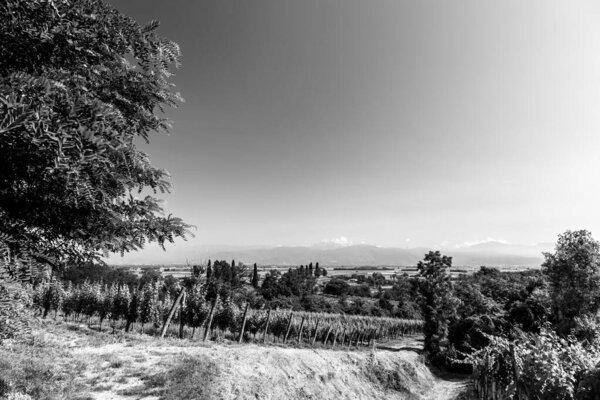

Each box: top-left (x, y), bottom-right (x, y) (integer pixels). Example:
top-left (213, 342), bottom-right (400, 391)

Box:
top-left (118, 263), bottom-right (536, 280)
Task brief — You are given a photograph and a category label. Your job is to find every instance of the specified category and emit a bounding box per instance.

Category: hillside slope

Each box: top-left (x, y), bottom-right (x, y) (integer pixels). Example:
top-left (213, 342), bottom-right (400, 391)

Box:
top-left (0, 321), bottom-right (469, 400)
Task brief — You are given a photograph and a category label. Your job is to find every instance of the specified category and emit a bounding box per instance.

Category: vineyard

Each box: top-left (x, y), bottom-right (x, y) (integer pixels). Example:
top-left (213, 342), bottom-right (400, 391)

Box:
top-left (32, 280), bottom-right (422, 348)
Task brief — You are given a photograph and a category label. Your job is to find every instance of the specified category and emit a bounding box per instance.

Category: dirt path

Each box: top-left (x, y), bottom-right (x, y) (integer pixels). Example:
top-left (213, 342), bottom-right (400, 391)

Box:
top-left (425, 378), bottom-right (469, 400)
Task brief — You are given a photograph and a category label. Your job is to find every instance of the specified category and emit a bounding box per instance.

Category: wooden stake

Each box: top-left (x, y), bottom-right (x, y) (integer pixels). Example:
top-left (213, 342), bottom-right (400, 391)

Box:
top-left (323, 326), bottom-right (333, 345)
top-left (263, 308), bottom-right (272, 344)
top-left (203, 299), bottom-right (217, 342)
top-left (297, 316), bottom-right (306, 344)
top-left (238, 303), bottom-right (250, 344)
top-left (311, 318), bottom-right (320, 346)
top-left (283, 312), bottom-right (294, 343)
top-left (332, 326), bottom-right (339, 348)
top-left (160, 288), bottom-right (186, 339)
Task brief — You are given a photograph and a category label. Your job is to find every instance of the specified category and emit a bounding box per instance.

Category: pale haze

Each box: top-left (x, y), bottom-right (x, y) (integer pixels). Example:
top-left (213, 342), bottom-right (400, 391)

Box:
top-left (107, 0), bottom-right (600, 263)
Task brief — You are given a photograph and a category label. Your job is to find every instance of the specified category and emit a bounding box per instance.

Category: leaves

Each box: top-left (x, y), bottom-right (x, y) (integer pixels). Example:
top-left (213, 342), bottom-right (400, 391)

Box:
top-left (0, 0), bottom-right (192, 267)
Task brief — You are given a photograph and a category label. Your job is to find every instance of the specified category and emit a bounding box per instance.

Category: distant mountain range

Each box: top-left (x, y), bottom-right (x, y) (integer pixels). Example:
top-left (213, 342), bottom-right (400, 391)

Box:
top-left (184, 241), bottom-right (554, 267)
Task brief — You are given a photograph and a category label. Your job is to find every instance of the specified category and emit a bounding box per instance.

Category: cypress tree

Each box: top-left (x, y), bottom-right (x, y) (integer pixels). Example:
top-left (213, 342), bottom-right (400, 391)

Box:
top-left (252, 263), bottom-right (259, 288)
top-left (308, 263), bottom-right (313, 277)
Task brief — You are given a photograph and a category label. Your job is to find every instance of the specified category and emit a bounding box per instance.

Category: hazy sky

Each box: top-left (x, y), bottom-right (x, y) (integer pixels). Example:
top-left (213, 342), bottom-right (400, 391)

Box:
top-left (107, 0), bottom-right (600, 262)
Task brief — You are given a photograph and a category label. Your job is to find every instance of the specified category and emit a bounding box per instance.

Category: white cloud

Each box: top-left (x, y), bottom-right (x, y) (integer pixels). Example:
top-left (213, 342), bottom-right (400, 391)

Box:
top-left (455, 237), bottom-right (510, 248)
top-left (320, 236), bottom-right (353, 247)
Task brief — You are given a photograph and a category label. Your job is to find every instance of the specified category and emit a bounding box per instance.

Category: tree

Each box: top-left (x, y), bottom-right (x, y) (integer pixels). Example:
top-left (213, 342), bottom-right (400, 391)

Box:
top-left (252, 263), bottom-right (259, 288)
top-left (62, 263), bottom-right (138, 287)
top-left (324, 278), bottom-right (350, 296)
top-left (206, 263), bottom-right (212, 282)
top-left (417, 251), bottom-right (457, 360)
top-left (542, 230), bottom-right (600, 335)
top-left (260, 270), bottom-right (282, 301)
top-left (0, 0), bottom-right (191, 268)
top-left (139, 268), bottom-right (162, 288)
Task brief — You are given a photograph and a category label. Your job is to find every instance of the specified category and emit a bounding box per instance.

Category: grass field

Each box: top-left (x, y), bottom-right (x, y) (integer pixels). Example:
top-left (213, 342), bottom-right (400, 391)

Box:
top-left (0, 318), bottom-right (471, 400)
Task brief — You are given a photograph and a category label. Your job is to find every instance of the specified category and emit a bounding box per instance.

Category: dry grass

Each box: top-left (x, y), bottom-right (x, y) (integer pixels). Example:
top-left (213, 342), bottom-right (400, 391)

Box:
top-left (0, 319), bottom-right (470, 400)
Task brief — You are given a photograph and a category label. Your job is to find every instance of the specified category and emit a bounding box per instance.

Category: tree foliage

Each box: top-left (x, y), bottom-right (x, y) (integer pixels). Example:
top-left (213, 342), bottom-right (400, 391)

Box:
top-left (0, 0), bottom-right (191, 267)
top-left (417, 251), bottom-right (457, 359)
top-left (542, 230), bottom-right (600, 335)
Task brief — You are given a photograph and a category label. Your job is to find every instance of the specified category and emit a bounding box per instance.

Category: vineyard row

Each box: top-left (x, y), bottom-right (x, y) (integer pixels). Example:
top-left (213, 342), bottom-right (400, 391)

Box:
top-left (33, 281), bottom-right (423, 347)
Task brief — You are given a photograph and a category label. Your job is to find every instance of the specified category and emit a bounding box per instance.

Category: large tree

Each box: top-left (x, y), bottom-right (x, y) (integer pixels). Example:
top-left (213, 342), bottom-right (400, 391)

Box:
top-left (0, 0), bottom-right (191, 269)
top-left (417, 250), bottom-right (457, 360)
top-left (542, 230), bottom-right (600, 335)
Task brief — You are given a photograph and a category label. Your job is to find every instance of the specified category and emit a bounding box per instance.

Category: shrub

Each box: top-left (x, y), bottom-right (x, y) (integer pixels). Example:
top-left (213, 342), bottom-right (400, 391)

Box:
top-left (324, 279), bottom-right (350, 296)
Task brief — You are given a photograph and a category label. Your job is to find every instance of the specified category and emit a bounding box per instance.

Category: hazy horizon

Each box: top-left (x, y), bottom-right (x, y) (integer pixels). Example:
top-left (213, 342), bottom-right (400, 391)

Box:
top-left (106, 0), bottom-right (600, 264)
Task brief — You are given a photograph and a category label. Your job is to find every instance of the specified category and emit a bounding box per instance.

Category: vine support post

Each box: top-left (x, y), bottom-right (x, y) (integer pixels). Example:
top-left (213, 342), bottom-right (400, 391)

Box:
top-left (332, 326), bottom-right (339, 348)
top-left (203, 298), bottom-right (217, 342)
top-left (283, 312), bottom-right (294, 343)
top-left (160, 288), bottom-right (186, 339)
top-left (297, 316), bottom-right (306, 344)
top-left (323, 326), bottom-right (332, 345)
top-left (311, 318), bottom-right (320, 346)
top-left (238, 303), bottom-right (249, 344)
top-left (263, 308), bottom-right (272, 344)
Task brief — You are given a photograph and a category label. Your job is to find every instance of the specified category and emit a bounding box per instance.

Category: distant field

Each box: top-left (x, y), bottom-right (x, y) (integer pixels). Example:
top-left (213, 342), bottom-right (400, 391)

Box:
top-left (116, 264), bottom-right (538, 280)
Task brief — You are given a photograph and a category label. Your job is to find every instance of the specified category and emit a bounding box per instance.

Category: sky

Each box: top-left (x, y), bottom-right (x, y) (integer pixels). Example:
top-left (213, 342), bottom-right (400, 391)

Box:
top-left (107, 0), bottom-right (600, 263)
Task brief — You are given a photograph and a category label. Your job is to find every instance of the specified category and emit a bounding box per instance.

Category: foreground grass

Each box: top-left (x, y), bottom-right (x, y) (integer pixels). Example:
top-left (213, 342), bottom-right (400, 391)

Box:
top-left (0, 341), bottom-right (87, 399)
top-left (0, 319), bottom-right (469, 400)
top-left (0, 319), bottom-right (223, 400)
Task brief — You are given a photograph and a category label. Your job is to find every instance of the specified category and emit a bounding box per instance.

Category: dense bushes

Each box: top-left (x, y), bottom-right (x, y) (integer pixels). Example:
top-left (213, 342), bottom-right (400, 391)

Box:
top-left (465, 230), bottom-right (600, 400)
top-left (471, 325), bottom-right (600, 400)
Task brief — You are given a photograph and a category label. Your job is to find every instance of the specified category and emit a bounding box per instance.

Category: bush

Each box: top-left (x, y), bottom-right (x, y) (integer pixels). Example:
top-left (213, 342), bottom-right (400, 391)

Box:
top-left (471, 327), bottom-right (600, 400)
top-left (324, 279), bottom-right (350, 296)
